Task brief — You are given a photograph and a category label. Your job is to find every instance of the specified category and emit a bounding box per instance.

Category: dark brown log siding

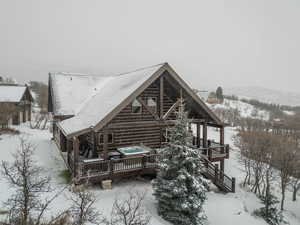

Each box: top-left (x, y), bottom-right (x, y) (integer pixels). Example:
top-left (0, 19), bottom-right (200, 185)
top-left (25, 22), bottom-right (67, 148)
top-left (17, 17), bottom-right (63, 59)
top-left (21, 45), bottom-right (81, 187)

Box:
top-left (111, 80), bottom-right (177, 124)
top-left (92, 79), bottom-right (180, 153)
top-left (95, 125), bottom-right (161, 152)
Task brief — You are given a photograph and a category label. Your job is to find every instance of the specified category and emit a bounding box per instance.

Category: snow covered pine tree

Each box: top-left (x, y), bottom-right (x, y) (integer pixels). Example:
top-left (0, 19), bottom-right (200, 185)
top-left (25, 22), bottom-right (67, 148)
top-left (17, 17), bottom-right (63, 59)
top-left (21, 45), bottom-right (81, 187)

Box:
top-left (152, 103), bottom-right (207, 225)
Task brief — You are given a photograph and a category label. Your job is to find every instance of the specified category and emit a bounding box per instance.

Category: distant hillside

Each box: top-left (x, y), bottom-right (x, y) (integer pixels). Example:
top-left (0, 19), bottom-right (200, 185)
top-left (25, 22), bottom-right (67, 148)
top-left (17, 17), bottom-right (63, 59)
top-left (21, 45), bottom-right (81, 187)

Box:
top-left (224, 86), bottom-right (300, 106)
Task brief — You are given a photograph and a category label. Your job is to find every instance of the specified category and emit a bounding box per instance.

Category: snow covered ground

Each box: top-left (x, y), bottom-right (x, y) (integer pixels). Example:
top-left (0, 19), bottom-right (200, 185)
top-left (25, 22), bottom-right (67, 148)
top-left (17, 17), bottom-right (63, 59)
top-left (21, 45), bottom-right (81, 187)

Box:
top-left (0, 124), bottom-right (299, 225)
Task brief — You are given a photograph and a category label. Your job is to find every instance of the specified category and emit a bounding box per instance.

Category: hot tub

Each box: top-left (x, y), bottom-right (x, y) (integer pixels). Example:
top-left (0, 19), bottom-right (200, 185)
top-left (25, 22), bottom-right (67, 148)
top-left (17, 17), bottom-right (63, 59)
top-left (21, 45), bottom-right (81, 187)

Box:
top-left (118, 146), bottom-right (150, 157)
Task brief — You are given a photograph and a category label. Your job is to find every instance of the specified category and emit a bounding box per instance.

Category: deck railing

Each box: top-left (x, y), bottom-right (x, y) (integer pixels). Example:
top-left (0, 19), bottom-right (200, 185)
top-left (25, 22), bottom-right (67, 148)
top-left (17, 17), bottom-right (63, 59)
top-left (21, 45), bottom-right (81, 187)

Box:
top-left (200, 157), bottom-right (235, 192)
top-left (189, 143), bottom-right (230, 161)
top-left (79, 154), bottom-right (160, 179)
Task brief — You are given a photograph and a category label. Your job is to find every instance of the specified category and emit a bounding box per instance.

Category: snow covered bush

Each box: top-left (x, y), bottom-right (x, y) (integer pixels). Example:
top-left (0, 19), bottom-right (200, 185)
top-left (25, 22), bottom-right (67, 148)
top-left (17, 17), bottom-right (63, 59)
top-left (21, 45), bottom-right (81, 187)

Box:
top-left (152, 105), bottom-right (207, 225)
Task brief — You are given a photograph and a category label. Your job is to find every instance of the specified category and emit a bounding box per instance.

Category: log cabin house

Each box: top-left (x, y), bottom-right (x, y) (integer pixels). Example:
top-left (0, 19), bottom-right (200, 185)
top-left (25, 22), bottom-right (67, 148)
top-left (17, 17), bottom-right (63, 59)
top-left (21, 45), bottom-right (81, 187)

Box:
top-left (48, 63), bottom-right (235, 192)
top-left (0, 84), bottom-right (33, 128)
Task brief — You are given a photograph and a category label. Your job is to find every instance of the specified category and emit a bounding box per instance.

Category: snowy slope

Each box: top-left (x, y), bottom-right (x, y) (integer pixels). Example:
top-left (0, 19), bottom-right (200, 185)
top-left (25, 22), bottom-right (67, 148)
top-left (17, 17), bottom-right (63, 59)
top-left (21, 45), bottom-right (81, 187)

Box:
top-left (209, 99), bottom-right (270, 120)
top-left (225, 86), bottom-right (300, 106)
top-left (0, 124), bottom-right (299, 225)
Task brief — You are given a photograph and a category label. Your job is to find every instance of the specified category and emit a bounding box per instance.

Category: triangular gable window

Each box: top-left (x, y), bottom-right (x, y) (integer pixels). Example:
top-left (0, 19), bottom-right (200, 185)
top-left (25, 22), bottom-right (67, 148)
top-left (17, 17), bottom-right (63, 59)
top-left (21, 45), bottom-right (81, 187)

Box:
top-left (132, 99), bottom-right (142, 114)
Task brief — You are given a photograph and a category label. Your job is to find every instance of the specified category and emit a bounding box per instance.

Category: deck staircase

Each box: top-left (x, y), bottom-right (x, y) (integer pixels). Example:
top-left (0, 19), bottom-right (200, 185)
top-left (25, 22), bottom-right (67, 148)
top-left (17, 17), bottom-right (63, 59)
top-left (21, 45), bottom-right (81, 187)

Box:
top-left (200, 156), bottom-right (235, 193)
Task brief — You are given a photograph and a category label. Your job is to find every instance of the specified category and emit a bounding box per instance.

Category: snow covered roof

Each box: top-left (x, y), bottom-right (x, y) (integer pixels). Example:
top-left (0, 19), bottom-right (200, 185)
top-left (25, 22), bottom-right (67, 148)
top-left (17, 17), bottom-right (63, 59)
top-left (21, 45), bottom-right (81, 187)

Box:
top-left (50, 63), bottom-right (223, 137)
top-left (0, 85), bottom-right (27, 102)
top-left (49, 72), bottom-right (110, 116)
top-left (50, 64), bottom-right (165, 136)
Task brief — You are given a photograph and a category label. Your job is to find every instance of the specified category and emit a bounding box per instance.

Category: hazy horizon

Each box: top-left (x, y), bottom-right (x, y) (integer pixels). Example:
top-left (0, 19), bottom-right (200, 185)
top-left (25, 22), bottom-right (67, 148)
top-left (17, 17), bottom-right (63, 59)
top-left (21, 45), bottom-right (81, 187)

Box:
top-left (0, 0), bottom-right (299, 93)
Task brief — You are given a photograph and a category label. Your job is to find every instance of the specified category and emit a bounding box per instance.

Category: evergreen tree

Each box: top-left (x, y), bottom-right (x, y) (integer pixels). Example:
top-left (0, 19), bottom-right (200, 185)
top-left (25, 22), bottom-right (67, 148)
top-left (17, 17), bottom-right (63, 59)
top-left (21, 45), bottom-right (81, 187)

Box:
top-left (152, 104), bottom-right (207, 225)
top-left (216, 86), bottom-right (224, 103)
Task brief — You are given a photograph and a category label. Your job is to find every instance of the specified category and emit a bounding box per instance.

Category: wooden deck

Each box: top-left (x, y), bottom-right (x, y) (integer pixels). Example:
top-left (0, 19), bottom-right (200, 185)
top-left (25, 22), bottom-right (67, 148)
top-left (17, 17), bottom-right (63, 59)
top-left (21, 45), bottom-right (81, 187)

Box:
top-left (70, 152), bottom-right (235, 193)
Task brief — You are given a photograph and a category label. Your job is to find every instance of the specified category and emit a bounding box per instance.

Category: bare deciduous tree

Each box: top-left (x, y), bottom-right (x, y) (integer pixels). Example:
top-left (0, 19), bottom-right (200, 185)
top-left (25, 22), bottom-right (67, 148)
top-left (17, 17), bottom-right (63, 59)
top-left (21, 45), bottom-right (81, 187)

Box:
top-left (290, 177), bottom-right (300, 202)
top-left (104, 190), bottom-right (151, 225)
top-left (274, 136), bottom-right (299, 210)
top-left (1, 137), bottom-right (67, 225)
top-left (68, 184), bottom-right (102, 225)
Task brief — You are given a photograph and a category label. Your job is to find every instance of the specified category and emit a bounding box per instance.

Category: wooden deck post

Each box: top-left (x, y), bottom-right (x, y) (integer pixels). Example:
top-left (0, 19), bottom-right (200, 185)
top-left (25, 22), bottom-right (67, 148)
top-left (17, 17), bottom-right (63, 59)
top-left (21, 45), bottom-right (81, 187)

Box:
top-left (214, 164), bottom-right (219, 183)
top-left (208, 148), bottom-right (212, 161)
top-left (92, 131), bottom-right (97, 157)
top-left (220, 159), bottom-right (225, 173)
top-left (103, 130), bottom-right (108, 160)
top-left (220, 126), bottom-right (224, 145)
top-left (203, 122), bottom-right (207, 148)
top-left (66, 139), bottom-right (71, 167)
top-left (232, 177), bottom-right (236, 193)
top-left (225, 144), bottom-right (230, 159)
top-left (160, 76), bottom-right (164, 119)
top-left (220, 126), bottom-right (225, 155)
top-left (73, 137), bottom-right (79, 178)
top-left (142, 155), bottom-right (146, 169)
top-left (197, 123), bottom-right (201, 148)
top-left (109, 160), bottom-right (114, 176)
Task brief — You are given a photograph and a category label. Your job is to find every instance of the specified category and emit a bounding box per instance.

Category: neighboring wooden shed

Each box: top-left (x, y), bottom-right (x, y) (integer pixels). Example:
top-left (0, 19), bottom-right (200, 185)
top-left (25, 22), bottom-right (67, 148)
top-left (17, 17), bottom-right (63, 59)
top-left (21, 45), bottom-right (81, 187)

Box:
top-left (0, 84), bottom-right (33, 127)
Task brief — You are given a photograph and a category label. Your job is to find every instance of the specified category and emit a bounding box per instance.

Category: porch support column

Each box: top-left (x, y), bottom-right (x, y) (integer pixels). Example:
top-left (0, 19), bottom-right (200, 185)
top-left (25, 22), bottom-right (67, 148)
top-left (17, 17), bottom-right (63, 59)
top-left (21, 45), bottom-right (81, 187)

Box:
top-left (66, 139), bottom-right (71, 167)
top-left (202, 122), bottom-right (207, 148)
top-left (103, 130), bottom-right (108, 160)
top-left (196, 123), bottom-right (201, 148)
top-left (220, 159), bottom-right (225, 174)
top-left (220, 126), bottom-right (225, 146)
top-left (93, 131), bottom-right (98, 157)
top-left (73, 136), bottom-right (79, 178)
top-left (160, 76), bottom-right (164, 119)
top-left (220, 126), bottom-right (225, 174)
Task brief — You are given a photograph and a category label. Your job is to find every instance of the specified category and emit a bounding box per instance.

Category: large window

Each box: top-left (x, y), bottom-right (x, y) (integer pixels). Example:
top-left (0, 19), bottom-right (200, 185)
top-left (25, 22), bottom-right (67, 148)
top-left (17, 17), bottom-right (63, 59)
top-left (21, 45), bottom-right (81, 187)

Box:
top-left (98, 132), bottom-right (113, 144)
top-left (132, 99), bottom-right (142, 114)
top-left (147, 97), bottom-right (157, 113)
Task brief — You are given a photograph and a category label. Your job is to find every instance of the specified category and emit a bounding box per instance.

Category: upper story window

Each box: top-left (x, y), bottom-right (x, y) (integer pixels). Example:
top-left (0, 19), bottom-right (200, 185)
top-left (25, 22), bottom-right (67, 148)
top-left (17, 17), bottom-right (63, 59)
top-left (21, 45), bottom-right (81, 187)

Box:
top-left (132, 99), bottom-right (142, 114)
top-left (98, 132), bottom-right (113, 144)
top-left (147, 97), bottom-right (157, 113)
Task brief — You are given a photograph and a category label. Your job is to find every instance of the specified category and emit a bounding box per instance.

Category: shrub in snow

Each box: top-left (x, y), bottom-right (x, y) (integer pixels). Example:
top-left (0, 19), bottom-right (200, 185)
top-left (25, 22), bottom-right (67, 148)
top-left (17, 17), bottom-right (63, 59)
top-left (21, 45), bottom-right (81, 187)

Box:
top-left (253, 194), bottom-right (285, 225)
top-left (69, 184), bottom-right (102, 225)
top-left (104, 190), bottom-right (151, 225)
top-left (152, 105), bottom-right (207, 225)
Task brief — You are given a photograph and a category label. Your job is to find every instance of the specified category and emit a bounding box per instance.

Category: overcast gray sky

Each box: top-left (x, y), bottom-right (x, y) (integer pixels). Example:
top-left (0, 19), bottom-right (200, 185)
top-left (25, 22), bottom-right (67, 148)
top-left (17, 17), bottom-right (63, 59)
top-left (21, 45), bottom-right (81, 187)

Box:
top-left (0, 0), bottom-right (299, 93)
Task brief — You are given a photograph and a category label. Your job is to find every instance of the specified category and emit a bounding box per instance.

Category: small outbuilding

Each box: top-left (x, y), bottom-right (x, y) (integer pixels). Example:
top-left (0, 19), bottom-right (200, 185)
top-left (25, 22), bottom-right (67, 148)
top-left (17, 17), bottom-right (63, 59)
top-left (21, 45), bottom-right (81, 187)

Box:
top-left (0, 84), bottom-right (33, 127)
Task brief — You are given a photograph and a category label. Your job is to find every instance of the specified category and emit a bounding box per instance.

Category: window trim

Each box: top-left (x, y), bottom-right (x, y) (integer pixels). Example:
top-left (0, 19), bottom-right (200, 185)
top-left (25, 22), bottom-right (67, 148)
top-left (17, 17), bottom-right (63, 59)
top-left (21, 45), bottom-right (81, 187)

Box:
top-left (131, 98), bottom-right (142, 114)
top-left (146, 97), bottom-right (157, 113)
top-left (98, 132), bottom-right (114, 145)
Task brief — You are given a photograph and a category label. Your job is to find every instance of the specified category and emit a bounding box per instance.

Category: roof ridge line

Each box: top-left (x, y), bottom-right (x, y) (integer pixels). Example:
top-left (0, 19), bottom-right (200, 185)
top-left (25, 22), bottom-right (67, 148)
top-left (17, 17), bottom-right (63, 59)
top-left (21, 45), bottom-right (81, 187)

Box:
top-left (115, 63), bottom-right (166, 77)
top-left (50, 63), bottom-right (166, 78)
